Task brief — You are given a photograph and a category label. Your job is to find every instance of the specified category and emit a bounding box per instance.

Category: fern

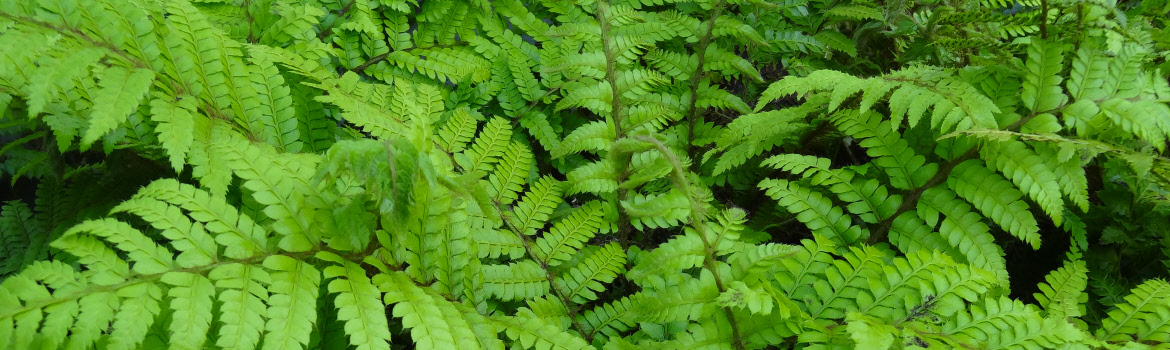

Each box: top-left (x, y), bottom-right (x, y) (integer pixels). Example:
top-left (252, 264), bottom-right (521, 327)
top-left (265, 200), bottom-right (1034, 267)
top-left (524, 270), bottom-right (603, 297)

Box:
top-left (2, 0), bottom-right (1170, 349)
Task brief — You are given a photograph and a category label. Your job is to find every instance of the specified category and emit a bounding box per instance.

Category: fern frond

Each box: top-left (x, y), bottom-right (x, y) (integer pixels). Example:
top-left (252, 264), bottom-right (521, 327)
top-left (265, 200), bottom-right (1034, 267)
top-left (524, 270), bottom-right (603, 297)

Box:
top-left (764, 154), bottom-right (901, 223)
top-left (621, 189), bottom-right (691, 230)
top-left (627, 233), bottom-right (705, 288)
top-left (800, 245), bottom-right (884, 319)
top-left (217, 135), bottom-right (319, 251)
top-left (81, 67), bottom-right (155, 150)
top-left (856, 250), bottom-right (994, 320)
top-left (759, 179), bottom-right (866, 246)
top-left (555, 121), bottom-right (616, 158)
top-left (771, 235), bottom-right (837, 296)
top-left (918, 187), bottom-right (1008, 285)
top-left (566, 160), bottom-right (619, 195)
top-left (110, 197), bottom-right (219, 267)
top-left (1021, 38), bottom-right (1068, 113)
top-left (1034, 259), bottom-right (1088, 321)
top-left (1067, 43), bottom-right (1110, 101)
top-left (488, 141), bottom-right (535, 206)
top-left (831, 110), bottom-right (937, 190)
top-left (318, 252), bottom-right (393, 350)
top-left (981, 140), bottom-right (1064, 226)
top-left (261, 255), bottom-right (321, 350)
top-left (826, 5), bottom-right (883, 20)
top-left (437, 107), bottom-right (482, 153)
top-left (555, 242), bottom-right (627, 304)
top-left (507, 176), bottom-right (566, 236)
top-left (709, 106), bottom-right (812, 175)
top-left (482, 260), bottom-right (551, 301)
top-left (458, 117), bottom-right (513, 174)
top-left (160, 271), bottom-right (216, 350)
top-left (208, 262), bottom-right (269, 350)
top-left (1097, 279), bottom-right (1170, 344)
top-left (490, 313), bottom-right (593, 349)
top-left (148, 94), bottom-right (199, 172)
top-left (887, 210), bottom-right (963, 260)
top-left (696, 81), bottom-right (751, 114)
top-left (534, 202), bottom-right (605, 266)
top-left (0, 201), bottom-right (44, 276)
top-left (947, 159), bottom-right (1041, 249)
top-left (579, 295), bottom-right (641, 339)
top-left (1099, 98), bottom-right (1170, 150)
top-left (134, 178), bottom-right (268, 259)
top-left (378, 271), bottom-right (482, 349)
top-left (244, 53), bottom-right (302, 153)
top-left (765, 30), bottom-right (829, 54)
top-left (474, 227), bottom-right (527, 260)
top-left (634, 270), bottom-right (721, 323)
top-left (759, 69), bottom-right (999, 134)
top-left (940, 294), bottom-right (1085, 348)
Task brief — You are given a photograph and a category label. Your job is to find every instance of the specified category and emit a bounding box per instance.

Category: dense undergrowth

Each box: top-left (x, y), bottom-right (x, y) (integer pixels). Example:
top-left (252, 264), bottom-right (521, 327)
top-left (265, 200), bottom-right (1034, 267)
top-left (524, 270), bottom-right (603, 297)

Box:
top-left (1, 0), bottom-right (1170, 348)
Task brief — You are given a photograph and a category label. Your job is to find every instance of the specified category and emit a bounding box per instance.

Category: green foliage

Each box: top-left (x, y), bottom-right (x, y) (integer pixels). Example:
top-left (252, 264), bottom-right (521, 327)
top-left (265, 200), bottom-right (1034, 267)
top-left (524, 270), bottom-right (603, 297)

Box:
top-left (1, 0), bottom-right (1169, 348)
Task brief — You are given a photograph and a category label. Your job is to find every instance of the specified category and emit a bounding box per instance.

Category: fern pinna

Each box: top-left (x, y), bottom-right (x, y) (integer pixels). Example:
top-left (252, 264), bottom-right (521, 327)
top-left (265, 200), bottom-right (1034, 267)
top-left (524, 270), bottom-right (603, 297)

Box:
top-left (2, 0), bottom-right (1170, 348)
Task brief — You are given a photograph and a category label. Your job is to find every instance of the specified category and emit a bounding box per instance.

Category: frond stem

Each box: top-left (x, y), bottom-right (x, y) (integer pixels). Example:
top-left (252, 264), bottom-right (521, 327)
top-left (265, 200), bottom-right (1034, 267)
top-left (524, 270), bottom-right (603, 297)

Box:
top-left (351, 42), bottom-right (471, 74)
top-left (637, 135), bottom-right (747, 350)
top-left (684, 1), bottom-right (729, 167)
top-left (596, 0), bottom-right (635, 244)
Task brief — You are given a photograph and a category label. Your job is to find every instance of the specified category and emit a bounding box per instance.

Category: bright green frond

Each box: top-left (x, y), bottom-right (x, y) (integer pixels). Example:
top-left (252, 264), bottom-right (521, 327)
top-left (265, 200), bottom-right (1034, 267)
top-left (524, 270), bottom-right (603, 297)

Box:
top-left (507, 176), bottom-right (566, 236)
top-left (1098, 279), bottom-right (1170, 344)
top-left (482, 260), bottom-right (551, 301)
top-left (1034, 259), bottom-right (1088, 320)
top-left (947, 159), bottom-right (1041, 249)
top-left (318, 252), bottom-right (393, 350)
top-left (555, 242), bottom-right (627, 304)
top-left (1021, 38), bottom-right (1068, 113)
top-left (82, 67), bottom-right (155, 150)
top-left (981, 140), bottom-right (1064, 226)
top-left (534, 201), bottom-right (605, 266)
top-left (378, 271), bottom-right (483, 350)
top-left (760, 179), bottom-right (866, 246)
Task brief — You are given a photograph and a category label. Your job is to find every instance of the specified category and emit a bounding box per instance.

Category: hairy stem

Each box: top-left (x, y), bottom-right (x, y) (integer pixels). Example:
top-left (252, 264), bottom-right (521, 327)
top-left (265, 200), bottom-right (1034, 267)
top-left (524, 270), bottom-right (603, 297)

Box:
top-left (595, 0), bottom-right (635, 244)
top-left (684, 1), bottom-right (728, 167)
top-left (637, 135), bottom-right (747, 350)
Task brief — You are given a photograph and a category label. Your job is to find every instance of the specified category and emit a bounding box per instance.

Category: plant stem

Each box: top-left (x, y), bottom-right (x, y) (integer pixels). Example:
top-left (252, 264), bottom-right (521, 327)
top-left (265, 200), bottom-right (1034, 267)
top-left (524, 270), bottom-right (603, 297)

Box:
top-left (684, 1), bottom-right (729, 168)
top-left (595, 0), bottom-right (635, 244)
top-left (638, 135), bottom-right (747, 350)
